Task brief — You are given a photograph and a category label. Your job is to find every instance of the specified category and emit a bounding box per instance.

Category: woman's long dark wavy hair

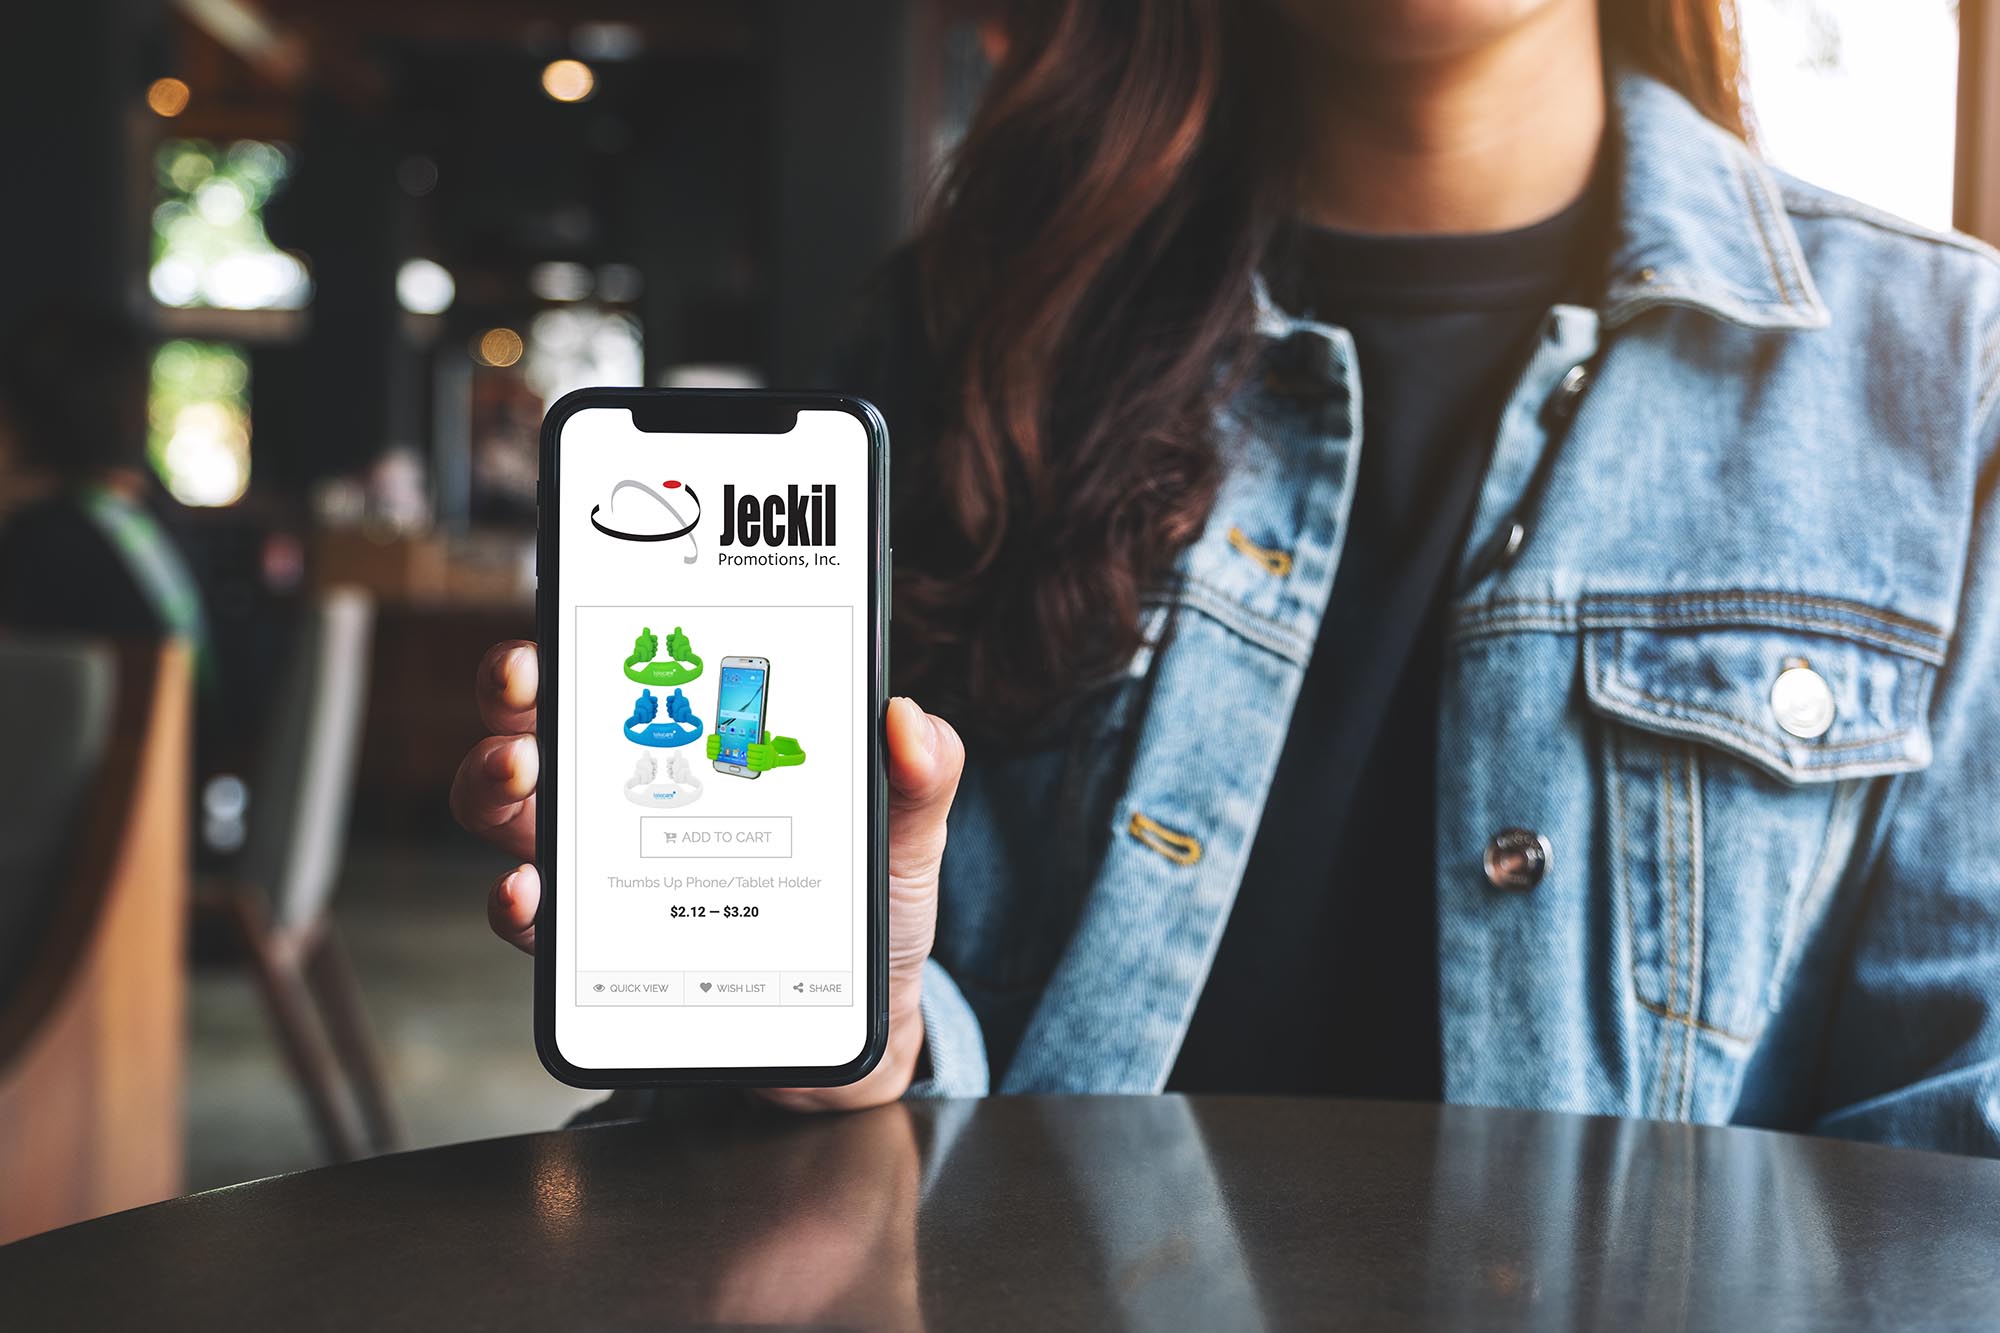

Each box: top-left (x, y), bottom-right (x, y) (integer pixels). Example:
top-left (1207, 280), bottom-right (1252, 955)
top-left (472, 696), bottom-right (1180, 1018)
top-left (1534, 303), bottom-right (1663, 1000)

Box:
top-left (899, 0), bottom-right (1744, 737)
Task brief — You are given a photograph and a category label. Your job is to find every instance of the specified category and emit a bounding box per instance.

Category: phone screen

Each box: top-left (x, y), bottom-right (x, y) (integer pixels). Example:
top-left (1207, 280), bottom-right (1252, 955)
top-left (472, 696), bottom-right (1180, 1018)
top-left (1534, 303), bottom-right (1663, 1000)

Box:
top-left (714, 663), bottom-right (769, 770)
top-left (545, 398), bottom-right (878, 1077)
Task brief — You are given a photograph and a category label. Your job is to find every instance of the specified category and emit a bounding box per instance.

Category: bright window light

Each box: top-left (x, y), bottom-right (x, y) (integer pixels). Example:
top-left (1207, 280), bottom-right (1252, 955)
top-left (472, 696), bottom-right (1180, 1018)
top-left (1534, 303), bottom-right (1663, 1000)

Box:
top-left (150, 340), bottom-right (252, 507)
top-left (1739, 0), bottom-right (1959, 231)
top-left (150, 139), bottom-right (312, 311)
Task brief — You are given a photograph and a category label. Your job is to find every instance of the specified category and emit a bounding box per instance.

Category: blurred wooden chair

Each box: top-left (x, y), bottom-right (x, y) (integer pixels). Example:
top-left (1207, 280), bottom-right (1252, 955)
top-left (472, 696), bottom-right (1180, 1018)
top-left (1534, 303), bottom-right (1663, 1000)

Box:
top-left (199, 587), bottom-right (402, 1163)
top-left (0, 639), bottom-right (191, 1245)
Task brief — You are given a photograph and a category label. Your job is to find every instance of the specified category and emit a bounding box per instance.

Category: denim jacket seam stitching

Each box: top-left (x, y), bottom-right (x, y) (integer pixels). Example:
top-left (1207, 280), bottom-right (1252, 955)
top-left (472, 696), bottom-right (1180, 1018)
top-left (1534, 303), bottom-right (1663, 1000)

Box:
top-left (1602, 287), bottom-right (1796, 331)
top-left (1679, 745), bottom-right (1705, 1121)
top-left (1582, 587), bottom-right (1945, 632)
top-left (1636, 995), bottom-right (1755, 1046)
top-left (1165, 577), bottom-right (1315, 662)
top-left (1732, 152), bottom-right (1803, 312)
top-left (1656, 750), bottom-right (1680, 1120)
top-left (1456, 594), bottom-right (1946, 659)
top-left (1584, 614), bottom-right (1945, 664)
top-left (1610, 725), bottom-right (1659, 1020)
top-left (1599, 672), bottom-right (1920, 764)
top-left (1459, 597), bottom-right (1573, 620)
top-left (1578, 591), bottom-right (1947, 652)
top-left (1976, 323), bottom-right (2000, 426)
top-left (1452, 612), bottom-right (1576, 636)
top-left (1781, 187), bottom-right (2000, 269)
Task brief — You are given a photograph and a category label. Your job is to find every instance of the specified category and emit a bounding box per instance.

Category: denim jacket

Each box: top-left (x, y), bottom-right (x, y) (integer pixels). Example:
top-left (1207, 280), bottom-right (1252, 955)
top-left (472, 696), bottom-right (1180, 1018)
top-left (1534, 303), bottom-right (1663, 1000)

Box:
top-left (909, 71), bottom-right (2000, 1158)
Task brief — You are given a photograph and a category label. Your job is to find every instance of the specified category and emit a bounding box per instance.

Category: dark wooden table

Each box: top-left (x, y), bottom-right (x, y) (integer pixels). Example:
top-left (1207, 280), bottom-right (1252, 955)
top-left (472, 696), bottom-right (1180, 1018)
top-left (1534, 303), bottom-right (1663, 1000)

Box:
top-left (6, 1096), bottom-right (1998, 1329)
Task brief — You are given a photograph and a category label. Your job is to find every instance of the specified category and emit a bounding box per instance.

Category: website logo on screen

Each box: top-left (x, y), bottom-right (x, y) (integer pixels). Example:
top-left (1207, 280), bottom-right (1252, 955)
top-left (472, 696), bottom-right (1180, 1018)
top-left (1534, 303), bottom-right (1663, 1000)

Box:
top-left (591, 478), bottom-right (702, 562)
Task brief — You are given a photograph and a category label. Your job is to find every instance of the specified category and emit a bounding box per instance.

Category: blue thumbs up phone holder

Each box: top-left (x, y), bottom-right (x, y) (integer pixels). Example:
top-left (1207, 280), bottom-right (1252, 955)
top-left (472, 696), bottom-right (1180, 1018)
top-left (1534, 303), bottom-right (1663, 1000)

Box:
top-left (624, 687), bottom-right (704, 748)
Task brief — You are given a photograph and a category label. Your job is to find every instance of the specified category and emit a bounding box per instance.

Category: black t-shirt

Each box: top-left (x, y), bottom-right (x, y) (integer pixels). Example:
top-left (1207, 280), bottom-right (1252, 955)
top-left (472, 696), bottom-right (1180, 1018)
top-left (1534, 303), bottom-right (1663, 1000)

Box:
top-left (1167, 187), bottom-right (1608, 1095)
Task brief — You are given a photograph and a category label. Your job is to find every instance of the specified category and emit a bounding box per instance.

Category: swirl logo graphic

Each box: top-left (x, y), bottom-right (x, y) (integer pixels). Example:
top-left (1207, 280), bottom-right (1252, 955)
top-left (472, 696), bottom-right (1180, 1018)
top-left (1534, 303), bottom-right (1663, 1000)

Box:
top-left (590, 478), bottom-right (702, 562)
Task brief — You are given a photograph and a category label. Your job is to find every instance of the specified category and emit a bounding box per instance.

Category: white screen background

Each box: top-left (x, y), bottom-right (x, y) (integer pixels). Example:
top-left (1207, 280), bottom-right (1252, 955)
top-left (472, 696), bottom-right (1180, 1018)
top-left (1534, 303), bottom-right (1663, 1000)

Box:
top-left (551, 406), bottom-right (871, 1072)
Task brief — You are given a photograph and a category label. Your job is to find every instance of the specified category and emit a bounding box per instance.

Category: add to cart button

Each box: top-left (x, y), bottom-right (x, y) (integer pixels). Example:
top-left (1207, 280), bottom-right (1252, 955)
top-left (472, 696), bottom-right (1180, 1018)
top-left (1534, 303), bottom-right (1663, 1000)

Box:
top-left (639, 816), bottom-right (793, 858)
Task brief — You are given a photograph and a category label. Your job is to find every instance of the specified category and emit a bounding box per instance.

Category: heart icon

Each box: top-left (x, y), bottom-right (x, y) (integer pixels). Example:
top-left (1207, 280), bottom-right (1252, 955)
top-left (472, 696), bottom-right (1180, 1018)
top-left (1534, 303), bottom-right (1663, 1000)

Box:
top-left (699, 981), bottom-right (712, 992)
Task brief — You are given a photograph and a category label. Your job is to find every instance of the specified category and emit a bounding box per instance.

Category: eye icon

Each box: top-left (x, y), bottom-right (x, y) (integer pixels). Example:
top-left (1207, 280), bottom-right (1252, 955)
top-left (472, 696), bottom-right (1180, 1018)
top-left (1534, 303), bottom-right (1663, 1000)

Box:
top-left (590, 478), bottom-right (701, 561)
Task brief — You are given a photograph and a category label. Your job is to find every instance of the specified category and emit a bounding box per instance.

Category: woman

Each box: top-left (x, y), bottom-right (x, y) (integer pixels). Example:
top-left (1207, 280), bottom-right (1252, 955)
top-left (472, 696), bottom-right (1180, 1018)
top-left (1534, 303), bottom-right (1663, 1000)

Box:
top-left (454, 0), bottom-right (2000, 1152)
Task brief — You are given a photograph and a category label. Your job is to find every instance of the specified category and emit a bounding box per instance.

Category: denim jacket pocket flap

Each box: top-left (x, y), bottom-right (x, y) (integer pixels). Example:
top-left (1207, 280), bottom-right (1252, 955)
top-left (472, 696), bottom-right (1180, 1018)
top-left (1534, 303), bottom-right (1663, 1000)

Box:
top-left (1580, 617), bottom-right (1937, 785)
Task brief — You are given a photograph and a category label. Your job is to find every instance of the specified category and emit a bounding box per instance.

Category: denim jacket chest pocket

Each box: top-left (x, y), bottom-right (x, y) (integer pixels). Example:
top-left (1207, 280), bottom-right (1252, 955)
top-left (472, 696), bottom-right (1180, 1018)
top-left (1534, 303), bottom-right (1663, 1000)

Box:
top-left (1576, 594), bottom-right (1941, 1045)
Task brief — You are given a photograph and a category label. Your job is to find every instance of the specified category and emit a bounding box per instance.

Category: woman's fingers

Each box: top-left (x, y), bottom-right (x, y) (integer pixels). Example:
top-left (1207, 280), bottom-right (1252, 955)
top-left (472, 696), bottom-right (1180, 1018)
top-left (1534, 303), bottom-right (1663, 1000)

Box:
top-left (477, 640), bottom-right (539, 735)
top-left (883, 695), bottom-right (964, 891)
top-left (488, 863), bottom-right (540, 954)
top-left (450, 732), bottom-right (539, 861)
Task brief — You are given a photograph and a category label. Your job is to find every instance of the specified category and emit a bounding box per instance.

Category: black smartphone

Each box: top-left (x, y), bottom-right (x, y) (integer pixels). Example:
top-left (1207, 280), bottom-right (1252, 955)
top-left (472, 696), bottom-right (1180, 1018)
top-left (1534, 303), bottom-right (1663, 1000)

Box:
top-left (535, 388), bottom-right (889, 1087)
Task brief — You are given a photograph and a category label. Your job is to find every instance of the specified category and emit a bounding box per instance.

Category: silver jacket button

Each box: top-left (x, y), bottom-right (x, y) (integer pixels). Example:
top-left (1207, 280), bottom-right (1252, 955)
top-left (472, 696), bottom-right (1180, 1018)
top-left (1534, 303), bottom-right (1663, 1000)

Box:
top-left (1484, 828), bottom-right (1551, 891)
top-left (1541, 363), bottom-right (1591, 426)
top-left (1771, 659), bottom-right (1836, 739)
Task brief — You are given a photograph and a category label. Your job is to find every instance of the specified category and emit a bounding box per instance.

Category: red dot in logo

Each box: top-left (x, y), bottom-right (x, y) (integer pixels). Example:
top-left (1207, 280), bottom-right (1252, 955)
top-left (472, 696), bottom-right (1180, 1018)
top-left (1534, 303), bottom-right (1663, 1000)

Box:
top-left (662, 479), bottom-right (682, 489)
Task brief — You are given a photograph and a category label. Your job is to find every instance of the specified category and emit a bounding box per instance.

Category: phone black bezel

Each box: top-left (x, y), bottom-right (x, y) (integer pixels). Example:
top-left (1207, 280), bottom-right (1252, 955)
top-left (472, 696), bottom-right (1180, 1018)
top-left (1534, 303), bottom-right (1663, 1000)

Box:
top-left (534, 387), bottom-right (891, 1088)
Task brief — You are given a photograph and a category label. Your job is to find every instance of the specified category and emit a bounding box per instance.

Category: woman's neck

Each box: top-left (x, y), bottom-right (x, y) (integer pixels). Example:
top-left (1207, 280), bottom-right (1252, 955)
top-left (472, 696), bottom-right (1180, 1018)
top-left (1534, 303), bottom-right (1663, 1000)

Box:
top-left (1288, 1), bottom-right (1607, 236)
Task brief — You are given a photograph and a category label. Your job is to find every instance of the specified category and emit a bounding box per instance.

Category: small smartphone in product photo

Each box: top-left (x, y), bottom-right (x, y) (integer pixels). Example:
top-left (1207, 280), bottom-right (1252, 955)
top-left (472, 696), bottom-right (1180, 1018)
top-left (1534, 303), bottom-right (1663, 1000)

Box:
top-left (535, 389), bottom-right (888, 1089)
top-left (712, 656), bottom-right (770, 779)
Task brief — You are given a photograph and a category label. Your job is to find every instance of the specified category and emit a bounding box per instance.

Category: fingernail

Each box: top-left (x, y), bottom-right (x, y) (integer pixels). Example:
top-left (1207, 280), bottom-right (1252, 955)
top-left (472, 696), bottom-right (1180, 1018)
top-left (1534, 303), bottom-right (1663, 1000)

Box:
top-left (911, 701), bottom-right (939, 756)
top-left (495, 873), bottom-right (515, 907)
top-left (484, 738), bottom-right (517, 781)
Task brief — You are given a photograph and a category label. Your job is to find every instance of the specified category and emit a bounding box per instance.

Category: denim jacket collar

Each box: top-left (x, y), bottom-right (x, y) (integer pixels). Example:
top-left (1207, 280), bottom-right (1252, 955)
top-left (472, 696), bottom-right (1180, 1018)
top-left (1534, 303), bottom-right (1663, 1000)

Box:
top-left (1252, 71), bottom-right (1831, 338)
top-left (1602, 71), bottom-right (1829, 331)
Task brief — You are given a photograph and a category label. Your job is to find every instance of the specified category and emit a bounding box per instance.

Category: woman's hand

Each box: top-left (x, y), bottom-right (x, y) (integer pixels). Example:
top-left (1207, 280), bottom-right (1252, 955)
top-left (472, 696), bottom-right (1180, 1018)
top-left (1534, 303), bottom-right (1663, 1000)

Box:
top-left (449, 640), bottom-right (965, 1109)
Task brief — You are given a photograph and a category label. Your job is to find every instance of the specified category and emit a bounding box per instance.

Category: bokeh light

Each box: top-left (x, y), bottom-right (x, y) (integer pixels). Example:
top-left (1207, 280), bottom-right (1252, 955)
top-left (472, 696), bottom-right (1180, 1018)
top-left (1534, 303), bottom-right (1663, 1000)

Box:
top-left (150, 340), bottom-right (252, 506)
top-left (475, 327), bottom-right (526, 367)
top-left (150, 139), bottom-right (312, 311)
top-left (529, 261), bottom-right (592, 302)
top-left (540, 59), bottom-right (595, 103)
top-left (525, 307), bottom-right (642, 403)
top-left (146, 77), bottom-right (190, 118)
top-left (397, 258), bottom-right (457, 315)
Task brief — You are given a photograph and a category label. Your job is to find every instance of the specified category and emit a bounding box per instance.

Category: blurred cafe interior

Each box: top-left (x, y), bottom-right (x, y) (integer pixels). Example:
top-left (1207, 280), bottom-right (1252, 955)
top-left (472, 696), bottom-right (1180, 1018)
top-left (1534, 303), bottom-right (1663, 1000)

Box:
top-left (0, 0), bottom-right (1977, 1244)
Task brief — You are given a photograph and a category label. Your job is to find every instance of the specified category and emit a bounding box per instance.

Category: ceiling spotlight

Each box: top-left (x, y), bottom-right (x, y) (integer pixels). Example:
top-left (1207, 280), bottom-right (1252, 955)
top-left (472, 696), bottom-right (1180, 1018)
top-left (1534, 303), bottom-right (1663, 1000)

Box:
top-left (147, 77), bottom-right (191, 118)
top-left (541, 59), bottom-right (595, 104)
top-left (397, 259), bottom-right (456, 316)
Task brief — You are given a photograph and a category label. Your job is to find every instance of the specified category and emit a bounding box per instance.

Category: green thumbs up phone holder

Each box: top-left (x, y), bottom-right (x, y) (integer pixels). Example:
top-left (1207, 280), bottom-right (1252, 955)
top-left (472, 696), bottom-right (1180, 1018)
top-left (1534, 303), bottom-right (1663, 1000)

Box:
top-left (623, 625), bottom-right (703, 687)
top-left (706, 730), bottom-right (806, 773)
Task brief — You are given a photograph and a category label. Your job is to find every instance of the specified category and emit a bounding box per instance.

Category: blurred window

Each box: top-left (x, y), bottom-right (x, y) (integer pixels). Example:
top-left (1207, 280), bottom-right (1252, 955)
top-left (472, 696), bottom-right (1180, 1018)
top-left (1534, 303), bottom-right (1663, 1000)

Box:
top-left (1739, 0), bottom-right (1960, 230)
top-left (150, 341), bottom-right (252, 507)
top-left (149, 140), bottom-right (311, 311)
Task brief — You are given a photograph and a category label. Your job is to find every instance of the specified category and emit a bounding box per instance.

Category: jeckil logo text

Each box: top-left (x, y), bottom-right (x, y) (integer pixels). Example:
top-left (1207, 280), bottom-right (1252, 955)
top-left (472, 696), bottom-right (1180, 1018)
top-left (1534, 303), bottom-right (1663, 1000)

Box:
top-left (716, 484), bottom-right (841, 567)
